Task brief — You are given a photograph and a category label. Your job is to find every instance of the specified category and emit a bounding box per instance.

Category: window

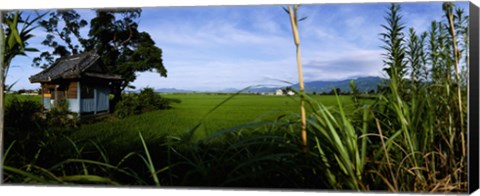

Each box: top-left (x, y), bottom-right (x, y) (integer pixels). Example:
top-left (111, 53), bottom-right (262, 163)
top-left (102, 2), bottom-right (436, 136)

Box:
top-left (81, 84), bottom-right (94, 99)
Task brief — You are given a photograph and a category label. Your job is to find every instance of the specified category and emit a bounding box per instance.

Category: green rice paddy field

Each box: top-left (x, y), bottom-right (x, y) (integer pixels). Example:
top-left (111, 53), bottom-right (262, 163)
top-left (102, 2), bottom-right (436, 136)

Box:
top-left (67, 94), bottom-right (354, 144)
top-left (5, 94), bottom-right (41, 104)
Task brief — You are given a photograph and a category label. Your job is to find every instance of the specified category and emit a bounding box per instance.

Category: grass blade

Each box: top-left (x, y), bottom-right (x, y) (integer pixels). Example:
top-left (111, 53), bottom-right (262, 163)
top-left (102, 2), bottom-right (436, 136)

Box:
top-left (138, 131), bottom-right (160, 186)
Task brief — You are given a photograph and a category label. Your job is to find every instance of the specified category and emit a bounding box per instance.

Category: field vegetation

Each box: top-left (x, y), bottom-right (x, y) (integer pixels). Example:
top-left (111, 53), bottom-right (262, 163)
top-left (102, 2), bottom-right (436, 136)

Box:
top-left (72, 93), bottom-right (354, 141)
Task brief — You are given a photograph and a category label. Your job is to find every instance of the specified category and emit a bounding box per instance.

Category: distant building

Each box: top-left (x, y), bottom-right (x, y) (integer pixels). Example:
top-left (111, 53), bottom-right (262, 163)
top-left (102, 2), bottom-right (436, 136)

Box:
top-left (20, 92), bottom-right (39, 96)
top-left (29, 52), bottom-right (123, 116)
top-left (275, 89), bottom-right (284, 96)
top-left (17, 89), bottom-right (39, 95)
top-left (286, 90), bottom-right (295, 96)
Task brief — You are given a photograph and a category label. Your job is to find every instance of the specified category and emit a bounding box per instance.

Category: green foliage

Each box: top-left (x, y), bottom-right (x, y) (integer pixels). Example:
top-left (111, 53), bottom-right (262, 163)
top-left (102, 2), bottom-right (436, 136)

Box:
top-left (114, 88), bottom-right (178, 118)
top-left (4, 97), bottom-right (44, 139)
top-left (406, 27), bottom-right (422, 83)
top-left (1, 11), bottom-right (45, 161)
top-left (34, 9), bottom-right (167, 99)
top-left (33, 10), bottom-right (88, 68)
top-left (305, 93), bottom-right (368, 190)
top-left (113, 95), bottom-right (139, 119)
top-left (349, 80), bottom-right (368, 110)
top-left (380, 3), bottom-right (407, 81)
top-left (73, 94), bottom-right (353, 142)
top-left (364, 3), bottom-right (468, 192)
top-left (45, 100), bottom-right (79, 132)
top-left (3, 11), bottom-right (45, 78)
top-left (3, 96), bottom-right (78, 162)
top-left (3, 97), bottom-right (45, 166)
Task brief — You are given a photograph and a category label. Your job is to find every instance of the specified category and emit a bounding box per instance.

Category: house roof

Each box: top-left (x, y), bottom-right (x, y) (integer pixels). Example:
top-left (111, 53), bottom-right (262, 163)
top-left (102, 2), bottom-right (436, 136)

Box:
top-left (29, 51), bottom-right (123, 83)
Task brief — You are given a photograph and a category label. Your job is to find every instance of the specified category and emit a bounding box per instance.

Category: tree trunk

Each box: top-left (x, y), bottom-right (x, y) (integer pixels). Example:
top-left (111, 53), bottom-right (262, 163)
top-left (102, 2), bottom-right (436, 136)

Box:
top-left (110, 83), bottom-right (123, 113)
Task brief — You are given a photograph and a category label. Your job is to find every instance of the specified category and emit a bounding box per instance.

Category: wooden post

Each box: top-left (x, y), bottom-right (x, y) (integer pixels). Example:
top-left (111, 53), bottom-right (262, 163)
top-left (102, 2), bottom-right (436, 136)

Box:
top-left (106, 85), bottom-right (110, 112)
top-left (54, 85), bottom-right (58, 107)
top-left (41, 84), bottom-right (44, 108)
top-left (77, 81), bottom-right (81, 116)
top-left (93, 87), bottom-right (97, 115)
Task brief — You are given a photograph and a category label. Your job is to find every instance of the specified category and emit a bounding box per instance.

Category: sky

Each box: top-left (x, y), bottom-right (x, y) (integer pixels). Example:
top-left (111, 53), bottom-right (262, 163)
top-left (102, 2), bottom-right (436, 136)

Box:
top-left (6, 1), bottom-right (469, 92)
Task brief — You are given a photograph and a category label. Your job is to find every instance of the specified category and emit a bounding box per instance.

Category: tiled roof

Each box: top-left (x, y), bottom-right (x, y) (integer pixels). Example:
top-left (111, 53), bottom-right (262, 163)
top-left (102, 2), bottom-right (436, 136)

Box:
top-left (29, 52), bottom-right (122, 83)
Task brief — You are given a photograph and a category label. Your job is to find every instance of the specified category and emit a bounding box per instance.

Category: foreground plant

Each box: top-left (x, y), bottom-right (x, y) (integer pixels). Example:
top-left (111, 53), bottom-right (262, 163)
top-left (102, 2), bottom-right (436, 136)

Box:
top-left (1, 11), bottom-right (44, 180)
top-left (368, 3), bottom-right (468, 192)
top-left (286, 4), bottom-right (308, 153)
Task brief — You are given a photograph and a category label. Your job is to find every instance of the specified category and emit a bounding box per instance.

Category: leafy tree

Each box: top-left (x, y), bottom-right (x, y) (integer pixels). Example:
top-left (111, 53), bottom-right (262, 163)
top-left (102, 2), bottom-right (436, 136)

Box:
top-left (34, 9), bottom-right (167, 108)
top-left (329, 87), bottom-right (341, 95)
top-left (33, 10), bottom-right (87, 68)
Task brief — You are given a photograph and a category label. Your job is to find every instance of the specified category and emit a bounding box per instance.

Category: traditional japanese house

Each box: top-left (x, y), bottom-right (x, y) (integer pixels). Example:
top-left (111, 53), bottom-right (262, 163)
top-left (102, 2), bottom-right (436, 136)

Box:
top-left (29, 52), bottom-right (123, 115)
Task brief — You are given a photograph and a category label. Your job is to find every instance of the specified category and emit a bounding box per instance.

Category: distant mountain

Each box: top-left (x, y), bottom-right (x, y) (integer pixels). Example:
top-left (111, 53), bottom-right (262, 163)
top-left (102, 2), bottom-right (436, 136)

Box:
top-left (247, 87), bottom-right (279, 93)
top-left (153, 76), bottom-right (385, 94)
top-left (245, 76), bottom-right (385, 93)
top-left (155, 88), bottom-right (194, 93)
top-left (292, 76), bottom-right (386, 93)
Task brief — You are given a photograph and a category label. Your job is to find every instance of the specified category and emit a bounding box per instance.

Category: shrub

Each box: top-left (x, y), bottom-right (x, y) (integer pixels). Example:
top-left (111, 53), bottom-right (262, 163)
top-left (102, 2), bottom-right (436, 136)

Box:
top-left (114, 88), bottom-right (180, 118)
top-left (45, 99), bottom-right (79, 132)
top-left (5, 97), bottom-right (78, 140)
top-left (114, 95), bottom-right (140, 119)
top-left (4, 97), bottom-right (46, 163)
top-left (4, 97), bottom-right (45, 141)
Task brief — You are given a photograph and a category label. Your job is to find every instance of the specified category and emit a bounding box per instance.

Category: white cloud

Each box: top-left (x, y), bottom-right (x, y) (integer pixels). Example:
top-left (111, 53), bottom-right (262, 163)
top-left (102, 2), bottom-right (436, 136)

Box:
top-left (345, 16), bottom-right (365, 29)
top-left (132, 57), bottom-right (299, 91)
top-left (302, 49), bottom-right (384, 81)
top-left (141, 18), bottom-right (290, 48)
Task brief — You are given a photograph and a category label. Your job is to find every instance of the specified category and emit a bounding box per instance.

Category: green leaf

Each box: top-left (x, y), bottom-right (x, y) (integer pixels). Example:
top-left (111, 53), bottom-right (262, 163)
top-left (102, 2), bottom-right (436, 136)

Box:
top-left (282, 6), bottom-right (290, 14)
top-left (24, 47), bottom-right (39, 52)
top-left (138, 131), bottom-right (160, 186)
top-left (13, 31), bottom-right (24, 49)
top-left (299, 16), bottom-right (308, 21)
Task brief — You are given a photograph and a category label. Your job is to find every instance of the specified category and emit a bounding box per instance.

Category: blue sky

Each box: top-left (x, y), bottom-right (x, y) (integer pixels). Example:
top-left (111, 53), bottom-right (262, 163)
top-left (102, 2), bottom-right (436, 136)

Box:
top-left (6, 1), bottom-right (469, 91)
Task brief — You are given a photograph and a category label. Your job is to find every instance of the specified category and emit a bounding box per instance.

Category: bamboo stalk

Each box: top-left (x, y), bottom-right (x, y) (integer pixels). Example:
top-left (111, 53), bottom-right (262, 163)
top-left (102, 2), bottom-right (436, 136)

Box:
top-left (445, 5), bottom-right (465, 157)
top-left (287, 5), bottom-right (307, 152)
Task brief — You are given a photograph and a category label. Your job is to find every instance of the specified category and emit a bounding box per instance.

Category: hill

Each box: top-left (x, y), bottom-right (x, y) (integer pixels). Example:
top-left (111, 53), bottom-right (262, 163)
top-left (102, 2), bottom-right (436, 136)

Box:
top-left (248, 76), bottom-right (385, 93)
top-left (295, 76), bottom-right (385, 93)
top-left (152, 76), bottom-right (386, 93)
